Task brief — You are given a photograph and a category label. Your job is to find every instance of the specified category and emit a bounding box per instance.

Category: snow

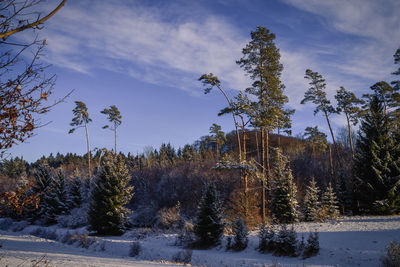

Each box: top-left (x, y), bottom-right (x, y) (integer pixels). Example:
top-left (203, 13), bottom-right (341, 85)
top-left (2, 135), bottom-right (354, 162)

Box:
top-left (1, 215), bottom-right (400, 266)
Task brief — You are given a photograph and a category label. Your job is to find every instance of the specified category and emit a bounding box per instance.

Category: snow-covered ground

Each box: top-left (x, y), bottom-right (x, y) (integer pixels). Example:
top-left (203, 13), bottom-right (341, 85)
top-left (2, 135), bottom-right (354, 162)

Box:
top-left (1, 215), bottom-right (399, 266)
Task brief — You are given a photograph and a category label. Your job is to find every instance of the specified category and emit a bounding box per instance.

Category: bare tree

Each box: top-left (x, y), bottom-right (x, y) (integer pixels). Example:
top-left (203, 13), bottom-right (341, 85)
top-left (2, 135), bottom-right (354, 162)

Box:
top-left (0, 0), bottom-right (67, 157)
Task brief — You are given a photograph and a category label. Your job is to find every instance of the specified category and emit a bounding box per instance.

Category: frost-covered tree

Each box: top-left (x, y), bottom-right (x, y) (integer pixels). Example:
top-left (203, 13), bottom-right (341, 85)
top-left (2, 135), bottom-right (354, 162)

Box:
top-left (29, 164), bottom-right (53, 221)
top-left (88, 151), bottom-right (133, 235)
top-left (258, 224), bottom-right (276, 253)
top-left (274, 225), bottom-right (298, 257)
top-left (354, 94), bottom-right (400, 214)
top-left (270, 148), bottom-right (298, 223)
top-left (42, 169), bottom-right (69, 224)
top-left (303, 231), bottom-right (319, 258)
top-left (68, 176), bottom-right (83, 209)
top-left (303, 177), bottom-right (320, 222)
top-left (320, 182), bottom-right (339, 219)
top-left (194, 183), bottom-right (225, 247)
top-left (231, 217), bottom-right (248, 251)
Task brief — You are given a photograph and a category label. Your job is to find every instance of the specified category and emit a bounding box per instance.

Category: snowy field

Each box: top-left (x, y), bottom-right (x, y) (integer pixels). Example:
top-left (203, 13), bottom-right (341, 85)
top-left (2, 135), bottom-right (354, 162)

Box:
top-left (0, 215), bottom-right (400, 266)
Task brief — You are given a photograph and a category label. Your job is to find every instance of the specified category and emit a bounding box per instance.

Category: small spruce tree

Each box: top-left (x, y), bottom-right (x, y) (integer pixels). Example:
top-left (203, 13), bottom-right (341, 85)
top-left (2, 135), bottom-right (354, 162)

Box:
top-left (194, 183), bottom-right (225, 247)
top-left (274, 225), bottom-right (298, 257)
top-left (68, 176), bottom-right (83, 209)
top-left (42, 170), bottom-right (69, 224)
top-left (231, 218), bottom-right (248, 251)
top-left (303, 231), bottom-right (320, 259)
top-left (88, 151), bottom-right (133, 235)
top-left (303, 177), bottom-right (320, 222)
top-left (258, 224), bottom-right (276, 253)
top-left (270, 148), bottom-right (299, 224)
top-left (321, 182), bottom-right (339, 220)
top-left (29, 164), bottom-right (53, 222)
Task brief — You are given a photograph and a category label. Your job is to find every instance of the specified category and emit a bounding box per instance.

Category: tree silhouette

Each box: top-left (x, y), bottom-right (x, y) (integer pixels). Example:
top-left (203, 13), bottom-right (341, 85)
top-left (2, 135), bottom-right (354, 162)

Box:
top-left (69, 101), bottom-right (92, 177)
top-left (101, 105), bottom-right (122, 154)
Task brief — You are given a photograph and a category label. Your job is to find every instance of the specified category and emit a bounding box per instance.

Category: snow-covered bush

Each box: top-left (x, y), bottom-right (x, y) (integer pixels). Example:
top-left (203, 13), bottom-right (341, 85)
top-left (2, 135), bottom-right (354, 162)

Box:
top-left (258, 224), bottom-right (276, 253)
top-left (155, 201), bottom-right (182, 230)
top-left (172, 249), bottom-right (192, 264)
top-left (10, 220), bottom-right (29, 232)
top-left (175, 221), bottom-right (195, 247)
top-left (29, 227), bottom-right (57, 240)
top-left (130, 203), bottom-right (158, 227)
top-left (57, 204), bottom-right (89, 228)
top-left (303, 231), bottom-right (319, 258)
top-left (274, 225), bottom-right (298, 257)
top-left (129, 241), bottom-right (142, 257)
top-left (0, 218), bottom-right (14, 230)
top-left (381, 240), bottom-right (400, 267)
top-left (69, 233), bottom-right (96, 249)
top-left (231, 218), bottom-right (248, 251)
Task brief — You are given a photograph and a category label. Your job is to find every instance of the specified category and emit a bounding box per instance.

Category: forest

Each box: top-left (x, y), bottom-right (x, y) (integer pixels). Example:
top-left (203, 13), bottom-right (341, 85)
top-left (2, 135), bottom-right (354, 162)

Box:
top-left (0, 0), bottom-right (400, 265)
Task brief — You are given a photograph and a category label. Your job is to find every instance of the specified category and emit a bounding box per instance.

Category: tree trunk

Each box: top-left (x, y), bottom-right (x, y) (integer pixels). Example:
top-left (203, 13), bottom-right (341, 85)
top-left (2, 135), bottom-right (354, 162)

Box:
top-left (216, 85), bottom-right (241, 162)
top-left (261, 128), bottom-right (266, 224)
top-left (241, 124), bottom-right (248, 219)
top-left (84, 122), bottom-right (91, 177)
top-left (324, 111), bottom-right (341, 170)
top-left (329, 145), bottom-right (334, 177)
top-left (346, 113), bottom-right (354, 158)
top-left (114, 122), bottom-right (117, 154)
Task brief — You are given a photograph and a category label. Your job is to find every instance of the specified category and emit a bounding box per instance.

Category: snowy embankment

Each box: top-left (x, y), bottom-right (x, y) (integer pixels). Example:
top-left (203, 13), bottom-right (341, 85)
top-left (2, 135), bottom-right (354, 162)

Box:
top-left (1, 216), bottom-right (400, 266)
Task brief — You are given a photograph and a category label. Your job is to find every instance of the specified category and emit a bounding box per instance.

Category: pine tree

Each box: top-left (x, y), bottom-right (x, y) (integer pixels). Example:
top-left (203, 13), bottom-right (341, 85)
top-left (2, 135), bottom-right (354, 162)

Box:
top-left (274, 225), bottom-right (298, 257)
top-left (335, 87), bottom-right (363, 158)
top-left (231, 217), bottom-right (248, 251)
top-left (42, 169), bottom-right (69, 224)
top-left (194, 183), bottom-right (225, 247)
top-left (302, 69), bottom-right (340, 168)
top-left (68, 176), bottom-right (82, 209)
top-left (88, 151), bottom-right (133, 235)
top-left (354, 94), bottom-right (400, 214)
top-left (303, 177), bottom-right (320, 222)
top-left (29, 164), bottom-right (53, 221)
top-left (69, 101), bottom-right (92, 177)
top-left (101, 105), bottom-right (122, 154)
top-left (258, 224), bottom-right (276, 253)
top-left (237, 26), bottom-right (289, 223)
top-left (270, 148), bottom-right (298, 224)
top-left (303, 231), bottom-right (319, 258)
top-left (321, 182), bottom-right (339, 219)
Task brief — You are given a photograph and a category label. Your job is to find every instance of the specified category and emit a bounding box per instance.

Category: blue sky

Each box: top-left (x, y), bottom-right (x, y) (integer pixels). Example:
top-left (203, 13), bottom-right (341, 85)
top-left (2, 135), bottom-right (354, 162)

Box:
top-left (6, 0), bottom-right (400, 162)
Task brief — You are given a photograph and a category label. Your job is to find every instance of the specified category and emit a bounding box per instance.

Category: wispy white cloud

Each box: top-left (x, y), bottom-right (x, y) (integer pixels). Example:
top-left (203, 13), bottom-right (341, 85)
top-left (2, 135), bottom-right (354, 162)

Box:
top-left (42, 1), bottom-right (249, 93)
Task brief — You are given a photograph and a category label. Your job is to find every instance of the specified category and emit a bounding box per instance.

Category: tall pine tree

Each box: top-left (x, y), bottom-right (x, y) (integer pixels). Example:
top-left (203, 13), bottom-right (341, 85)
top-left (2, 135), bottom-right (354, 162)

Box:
top-left (88, 151), bottom-right (133, 235)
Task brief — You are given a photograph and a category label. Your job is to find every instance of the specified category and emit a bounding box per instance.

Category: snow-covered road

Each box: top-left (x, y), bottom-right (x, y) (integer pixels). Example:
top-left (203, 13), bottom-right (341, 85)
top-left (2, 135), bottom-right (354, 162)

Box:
top-left (1, 216), bottom-right (400, 266)
top-left (0, 233), bottom-right (180, 267)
